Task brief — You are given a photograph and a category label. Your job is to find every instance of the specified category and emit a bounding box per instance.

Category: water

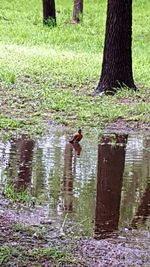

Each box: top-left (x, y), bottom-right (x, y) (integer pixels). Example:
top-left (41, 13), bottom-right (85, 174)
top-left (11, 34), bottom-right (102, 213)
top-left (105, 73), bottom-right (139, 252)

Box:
top-left (0, 128), bottom-right (150, 240)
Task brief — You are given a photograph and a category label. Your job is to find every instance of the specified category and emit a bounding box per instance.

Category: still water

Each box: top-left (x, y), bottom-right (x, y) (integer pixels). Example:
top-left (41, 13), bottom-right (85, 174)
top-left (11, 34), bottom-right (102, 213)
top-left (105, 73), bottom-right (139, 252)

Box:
top-left (0, 128), bottom-right (150, 239)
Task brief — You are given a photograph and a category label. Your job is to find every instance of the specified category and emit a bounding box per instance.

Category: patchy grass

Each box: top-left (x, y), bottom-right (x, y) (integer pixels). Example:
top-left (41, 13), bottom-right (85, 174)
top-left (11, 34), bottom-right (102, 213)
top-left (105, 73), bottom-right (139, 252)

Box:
top-left (0, 221), bottom-right (79, 267)
top-left (27, 247), bottom-right (72, 264)
top-left (0, 244), bottom-right (75, 267)
top-left (0, 0), bottom-right (150, 136)
top-left (3, 184), bottom-right (32, 203)
top-left (0, 246), bottom-right (15, 265)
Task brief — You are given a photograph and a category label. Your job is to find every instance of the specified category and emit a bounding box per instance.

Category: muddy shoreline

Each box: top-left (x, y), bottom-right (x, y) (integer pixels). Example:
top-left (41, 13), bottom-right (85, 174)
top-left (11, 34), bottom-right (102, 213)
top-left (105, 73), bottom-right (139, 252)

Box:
top-left (1, 197), bottom-right (150, 267)
top-left (105, 119), bottom-right (150, 134)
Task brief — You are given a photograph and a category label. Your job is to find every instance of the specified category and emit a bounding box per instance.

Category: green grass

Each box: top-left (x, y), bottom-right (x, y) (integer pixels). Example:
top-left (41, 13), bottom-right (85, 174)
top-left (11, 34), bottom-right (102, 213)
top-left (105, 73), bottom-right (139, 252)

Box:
top-left (0, 0), bottom-right (150, 136)
top-left (0, 246), bottom-right (14, 265)
top-left (4, 184), bottom-right (32, 203)
top-left (0, 245), bottom-right (75, 266)
top-left (0, 221), bottom-right (79, 266)
top-left (27, 247), bottom-right (66, 260)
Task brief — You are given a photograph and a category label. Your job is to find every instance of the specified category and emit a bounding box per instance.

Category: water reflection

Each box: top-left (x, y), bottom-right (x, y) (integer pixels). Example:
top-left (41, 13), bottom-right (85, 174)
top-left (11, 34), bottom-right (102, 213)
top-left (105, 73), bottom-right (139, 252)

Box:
top-left (8, 137), bottom-right (34, 191)
top-left (131, 182), bottom-right (150, 228)
top-left (0, 129), bottom-right (150, 239)
top-left (120, 134), bottom-right (150, 231)
top-left (63, 143), bottom-right (74, 212)
top-left (63, 142), bottom-right (82, 213)
top-left (95, 134), bottom-right (128, 239)
top-left (72, 142), bottom-right (82, 156)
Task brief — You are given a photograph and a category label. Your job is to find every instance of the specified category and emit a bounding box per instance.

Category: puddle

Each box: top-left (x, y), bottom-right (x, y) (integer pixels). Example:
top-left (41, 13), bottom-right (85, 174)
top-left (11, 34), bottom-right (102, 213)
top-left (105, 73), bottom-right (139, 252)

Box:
top-left (0, 128), bottom-right (150, 242)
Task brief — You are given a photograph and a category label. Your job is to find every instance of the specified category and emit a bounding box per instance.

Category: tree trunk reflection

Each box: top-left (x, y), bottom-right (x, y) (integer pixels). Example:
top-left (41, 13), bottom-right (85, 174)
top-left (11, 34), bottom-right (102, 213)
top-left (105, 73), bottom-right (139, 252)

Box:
top-left (15, 138), bottom-right (34, 191)
top-left (131, 138), bottom-right (150, 228)
top-left (63, 142), bottom-right (82, 212)
top-left (131, 183), bottom-right (150, 228)
top-left (63, 143), bottom-right (74, 212)
top-left (8, 137), bottom-right (34, 191)
top-left (95, 134), bottom-right (128, 239)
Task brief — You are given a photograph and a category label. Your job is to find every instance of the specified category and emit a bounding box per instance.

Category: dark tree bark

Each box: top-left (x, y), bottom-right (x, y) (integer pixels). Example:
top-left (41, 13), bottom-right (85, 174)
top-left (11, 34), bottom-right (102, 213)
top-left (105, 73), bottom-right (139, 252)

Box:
top-left (72, 0), bottom-right (83, 24)
top-left (95, 134), bottom-right (128, 239)
top-left (94, 0), bottom-right (136, 95)
top-left (42, 0), bottom-right (56, 26)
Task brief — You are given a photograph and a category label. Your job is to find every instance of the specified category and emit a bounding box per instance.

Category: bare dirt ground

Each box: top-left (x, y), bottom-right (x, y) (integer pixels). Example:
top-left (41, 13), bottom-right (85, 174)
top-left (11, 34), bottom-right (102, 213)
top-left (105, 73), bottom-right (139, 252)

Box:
top-left (105, 119), bottom-right (150, 134)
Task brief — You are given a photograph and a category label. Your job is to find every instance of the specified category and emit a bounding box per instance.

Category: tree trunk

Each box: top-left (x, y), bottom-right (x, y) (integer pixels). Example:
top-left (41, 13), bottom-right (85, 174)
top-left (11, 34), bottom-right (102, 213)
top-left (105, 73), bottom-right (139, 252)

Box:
top-left (72, 0), bottom-right (83, 24)
top-left (94, 0), bottom-right (136, 95)
top-left (42, 0), bottom-right (56, 26)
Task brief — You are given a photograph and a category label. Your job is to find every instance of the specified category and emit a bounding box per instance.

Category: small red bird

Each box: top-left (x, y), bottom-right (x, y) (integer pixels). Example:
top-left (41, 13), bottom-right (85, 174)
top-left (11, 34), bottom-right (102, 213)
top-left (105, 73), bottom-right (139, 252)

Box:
top-left (69, 129), bottom-right (83, 143)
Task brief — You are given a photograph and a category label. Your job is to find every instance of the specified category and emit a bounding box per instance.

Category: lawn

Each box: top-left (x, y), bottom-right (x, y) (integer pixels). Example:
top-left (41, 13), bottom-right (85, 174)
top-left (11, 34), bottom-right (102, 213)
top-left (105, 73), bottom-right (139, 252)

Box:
top-left (0, 0), bottom-right (150, 136)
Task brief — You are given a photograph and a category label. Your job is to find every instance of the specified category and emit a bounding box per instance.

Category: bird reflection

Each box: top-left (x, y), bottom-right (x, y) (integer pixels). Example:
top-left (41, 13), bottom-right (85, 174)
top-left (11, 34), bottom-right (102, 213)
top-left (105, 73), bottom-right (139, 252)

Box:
top-left (72, 142), bottom-right (82, 156)
top-left (62, 138), bottom-right (82, 212)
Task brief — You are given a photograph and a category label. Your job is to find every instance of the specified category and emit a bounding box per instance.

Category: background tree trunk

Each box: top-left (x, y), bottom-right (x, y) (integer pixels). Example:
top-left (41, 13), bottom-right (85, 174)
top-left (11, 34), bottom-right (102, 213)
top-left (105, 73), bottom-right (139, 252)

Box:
top-left (94, 0), bottom-right (136, 95)
top-left (42, 0), bottom-right (56, 26)
top-left (72, 0), bottom-right (83, 24)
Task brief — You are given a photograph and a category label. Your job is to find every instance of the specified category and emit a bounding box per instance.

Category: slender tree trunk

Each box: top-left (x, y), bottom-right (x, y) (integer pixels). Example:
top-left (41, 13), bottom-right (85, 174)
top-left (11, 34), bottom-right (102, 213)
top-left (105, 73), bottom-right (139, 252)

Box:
top-left (72, 0), bottom-right (83, 24)
top-left (94, 0), bottom-right (136, 95)
top-left (42, 0), bottom-right (56, 26)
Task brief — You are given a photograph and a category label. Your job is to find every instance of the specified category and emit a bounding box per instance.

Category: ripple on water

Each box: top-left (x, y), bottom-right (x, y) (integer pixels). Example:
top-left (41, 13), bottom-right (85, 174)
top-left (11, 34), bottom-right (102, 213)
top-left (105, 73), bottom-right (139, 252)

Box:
top-left (0, 130), bottom-right (150, 242)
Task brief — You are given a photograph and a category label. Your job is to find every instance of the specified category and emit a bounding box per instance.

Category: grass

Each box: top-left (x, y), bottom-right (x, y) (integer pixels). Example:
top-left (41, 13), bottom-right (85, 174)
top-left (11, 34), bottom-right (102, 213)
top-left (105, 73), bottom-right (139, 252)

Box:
top-left (0, 222), bottom-right (76, 266)
top-left (27, 247), bottom-right (68, 261)
top-left (4, 184), bottom-right (32, 203)
top-left (0, 245), bottom-right (75, 266)
top-left (0, 0), bottom-right (150, 136)
top-left (0, 246), bottom-right (14, 265)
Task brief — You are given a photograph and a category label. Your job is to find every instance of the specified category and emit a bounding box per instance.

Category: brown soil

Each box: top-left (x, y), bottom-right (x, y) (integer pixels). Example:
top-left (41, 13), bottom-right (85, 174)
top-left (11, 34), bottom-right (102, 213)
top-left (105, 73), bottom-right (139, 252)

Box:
top-left (105, 119), bottom-right (150, 134)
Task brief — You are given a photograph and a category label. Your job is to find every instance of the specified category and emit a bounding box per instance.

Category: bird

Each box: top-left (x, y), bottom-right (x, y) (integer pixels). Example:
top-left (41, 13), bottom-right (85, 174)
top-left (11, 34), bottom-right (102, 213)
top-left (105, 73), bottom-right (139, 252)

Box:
top-left (69, 129), bottom-right (83, 143)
